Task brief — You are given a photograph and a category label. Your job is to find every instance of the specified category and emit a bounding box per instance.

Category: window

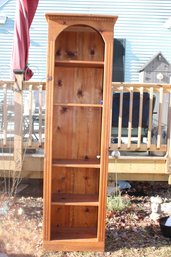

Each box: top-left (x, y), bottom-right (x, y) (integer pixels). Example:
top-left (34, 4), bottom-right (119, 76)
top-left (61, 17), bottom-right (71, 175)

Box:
top-left (112, 38), bottom-right (126, 82)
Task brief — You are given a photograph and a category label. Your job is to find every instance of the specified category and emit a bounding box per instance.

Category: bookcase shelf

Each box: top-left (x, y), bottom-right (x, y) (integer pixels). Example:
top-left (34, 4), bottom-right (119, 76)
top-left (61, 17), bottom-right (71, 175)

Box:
top-left (51, 227), bottom-right (98, 241)
top-left (52, 193), bottom-right (99, 206)
top-left (52, 159), bottom-right (100, 168)
top-left (53, 103), bottom-right (103, 108)
top-left (55, 60), bottom-right (104, 68)
top-left (44, 13), bottom-right (117, 251)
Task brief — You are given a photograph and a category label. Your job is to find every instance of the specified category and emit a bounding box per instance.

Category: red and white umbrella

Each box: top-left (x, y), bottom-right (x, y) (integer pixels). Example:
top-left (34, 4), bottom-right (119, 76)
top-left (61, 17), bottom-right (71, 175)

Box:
top-left (12, 0), bottom-right (39, 80)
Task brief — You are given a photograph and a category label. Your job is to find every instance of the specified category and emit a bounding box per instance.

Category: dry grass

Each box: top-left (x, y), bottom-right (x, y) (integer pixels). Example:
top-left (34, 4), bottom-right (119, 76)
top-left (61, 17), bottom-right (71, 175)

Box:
top-left (0, 180), bottom-right (171, 257)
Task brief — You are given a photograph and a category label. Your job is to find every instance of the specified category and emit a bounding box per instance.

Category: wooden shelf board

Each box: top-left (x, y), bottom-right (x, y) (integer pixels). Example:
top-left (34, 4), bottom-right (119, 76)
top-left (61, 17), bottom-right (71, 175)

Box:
top-left (52, 193), bottom-right (99, 206)
top-left (52, 159), bottom-right (100, 168)
top-left (55, 60), bottom-right (104, 68)
top-left (51, 227), bottom-right (97, 241)
top-left (43, 239), bottom-right (104, 251)
top-left (53, 103), bottom-right (103, 108)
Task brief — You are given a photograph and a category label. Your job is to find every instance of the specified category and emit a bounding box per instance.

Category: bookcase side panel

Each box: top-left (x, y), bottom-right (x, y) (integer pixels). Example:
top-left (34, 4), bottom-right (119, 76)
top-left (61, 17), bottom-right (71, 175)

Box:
top-left (43, 33), bottom-right (56, 241)
top-left (98, 26), bottom-right (115, 242)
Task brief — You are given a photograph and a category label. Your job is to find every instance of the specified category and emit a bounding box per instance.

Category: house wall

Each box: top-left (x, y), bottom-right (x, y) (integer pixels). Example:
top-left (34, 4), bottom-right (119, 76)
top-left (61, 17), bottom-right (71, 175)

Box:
top-left (0, 0), bottom-right (16, 79)
top-left (0, 0), bottom-right (171, 82)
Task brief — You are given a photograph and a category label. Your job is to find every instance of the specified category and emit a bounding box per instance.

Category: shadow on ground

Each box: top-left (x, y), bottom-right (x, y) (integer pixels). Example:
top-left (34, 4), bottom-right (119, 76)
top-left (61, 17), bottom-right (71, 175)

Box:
top-left (105, 223), bottom-right (171, 252)
top-left (16, 179), bottom-right (43, 198)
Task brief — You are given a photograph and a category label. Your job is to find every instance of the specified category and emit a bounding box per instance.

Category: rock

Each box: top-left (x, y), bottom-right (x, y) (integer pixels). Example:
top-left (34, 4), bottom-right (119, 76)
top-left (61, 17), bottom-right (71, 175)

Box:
top-left (161, 202), bottom-right (171, 215)
top-left (17, 207), bottom-right (24, 215)
top-left (150, 196), bottom-right (162, 204)
top-left (107, 186), bottom-right (118, 196)
top-left (150, 196), bottom-right (162, 220)
top-left (117, 180), bottom-right (131, 190)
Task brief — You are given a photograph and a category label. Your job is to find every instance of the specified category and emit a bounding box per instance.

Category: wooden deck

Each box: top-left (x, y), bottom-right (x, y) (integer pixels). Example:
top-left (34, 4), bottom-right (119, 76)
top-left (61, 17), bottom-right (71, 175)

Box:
top-left (0, 76), bottom-right (171, 183)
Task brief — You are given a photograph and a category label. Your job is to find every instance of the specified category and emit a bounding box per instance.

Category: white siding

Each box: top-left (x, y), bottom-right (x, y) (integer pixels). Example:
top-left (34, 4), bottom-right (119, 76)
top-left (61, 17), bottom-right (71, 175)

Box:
top-left (0, 0), bottom-right (171, 82)
top-left (0, 0), bottom-right (16, 79)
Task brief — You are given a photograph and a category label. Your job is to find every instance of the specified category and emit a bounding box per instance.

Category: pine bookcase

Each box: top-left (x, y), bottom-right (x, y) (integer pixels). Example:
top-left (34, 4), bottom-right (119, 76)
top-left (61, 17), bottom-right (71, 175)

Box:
top-left (43, 13), bottom-right (117, 251)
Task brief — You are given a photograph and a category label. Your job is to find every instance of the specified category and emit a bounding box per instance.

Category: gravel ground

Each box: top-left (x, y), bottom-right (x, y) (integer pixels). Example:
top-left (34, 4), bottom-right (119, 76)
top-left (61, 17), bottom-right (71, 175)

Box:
top-left (0, 180), bottom-right (171, 257)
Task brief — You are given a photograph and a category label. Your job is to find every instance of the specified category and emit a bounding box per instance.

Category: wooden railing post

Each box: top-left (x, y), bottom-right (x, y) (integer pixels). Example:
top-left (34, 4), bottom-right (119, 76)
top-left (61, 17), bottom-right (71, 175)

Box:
top-left (13, 70), bottom-right (24, 171)
top-left (167, 89), bottom-right (171, 182)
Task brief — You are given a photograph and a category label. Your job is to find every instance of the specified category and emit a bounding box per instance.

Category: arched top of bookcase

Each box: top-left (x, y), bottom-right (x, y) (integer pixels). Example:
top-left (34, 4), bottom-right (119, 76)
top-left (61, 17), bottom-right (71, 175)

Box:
top-left (55, 24), bottom-right (105, 62)
top-left (46, 13), bottom-right (118, 43)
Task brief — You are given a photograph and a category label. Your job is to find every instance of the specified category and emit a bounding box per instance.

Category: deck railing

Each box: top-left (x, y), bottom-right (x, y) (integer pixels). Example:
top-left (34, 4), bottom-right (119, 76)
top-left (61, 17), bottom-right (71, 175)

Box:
top-left (110, 82), bottom-right (171, 156)
top-left (0, 75), bottom-right (171, 172)
top-left (0, 78), bottom-right (46, 151)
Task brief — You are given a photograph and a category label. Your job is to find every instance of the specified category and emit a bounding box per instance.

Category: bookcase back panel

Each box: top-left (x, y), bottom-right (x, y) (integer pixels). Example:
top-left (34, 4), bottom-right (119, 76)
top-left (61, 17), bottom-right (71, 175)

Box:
top-left (51, 205), bottom-right (98, 229)
top-left (51, 167), bottom-right (99, 195)
top-left (54, 67), bottom-right (103, 104)
top-left (52, 106), bottom-right (102, 160)
top-left (55, 26), bottom-right (104, 61)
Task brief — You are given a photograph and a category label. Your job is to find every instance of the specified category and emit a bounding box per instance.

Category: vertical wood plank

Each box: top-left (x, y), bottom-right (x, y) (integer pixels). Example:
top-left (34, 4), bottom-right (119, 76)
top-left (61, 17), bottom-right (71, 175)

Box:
top-left (44, 37), bottom-right (55, 241)
top-left (13, 71), bottom-right (23, 172)
top-left (157, 87), bottom-right (163, 149)
top-left (167, 89), bottom-right (171, 172)
top-left (97, 30), bottom-right (114, 243)
top-left (109, 85), bottom-right (113, 147)
top-left (28, 84), bottom-right (33, 147)
top-left (118, 86), bottom-right (123, 148)
top-left (137, 87), bottom-right (143, 148)
top-left (3, 84), bottom-right (7, 146)
top-left (39, 85), bottom-right (43, 146)
top-left (147, 87), bottom-right (154, 149)
top-left (127, 87), bottom-right (133, 149)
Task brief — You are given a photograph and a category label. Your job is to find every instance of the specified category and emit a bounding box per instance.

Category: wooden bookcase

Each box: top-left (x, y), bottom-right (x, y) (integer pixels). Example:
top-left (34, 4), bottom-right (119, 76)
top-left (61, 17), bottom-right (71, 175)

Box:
top-left (43, 13), bottom-right (117, 251)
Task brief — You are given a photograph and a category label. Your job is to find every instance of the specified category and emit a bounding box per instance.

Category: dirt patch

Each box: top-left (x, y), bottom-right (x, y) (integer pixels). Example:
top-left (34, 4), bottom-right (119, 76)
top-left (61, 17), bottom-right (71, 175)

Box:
top-left (0, 180), bottom-right (171, 257)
